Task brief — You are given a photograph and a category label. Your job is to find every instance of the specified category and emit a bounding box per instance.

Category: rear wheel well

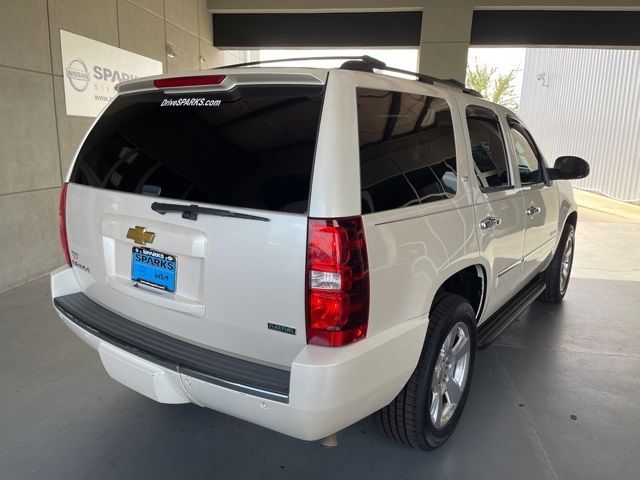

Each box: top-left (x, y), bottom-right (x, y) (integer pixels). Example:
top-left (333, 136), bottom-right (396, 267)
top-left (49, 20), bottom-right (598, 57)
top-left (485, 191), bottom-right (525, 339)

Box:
top-left (433, 265), bottom-right (485, 320)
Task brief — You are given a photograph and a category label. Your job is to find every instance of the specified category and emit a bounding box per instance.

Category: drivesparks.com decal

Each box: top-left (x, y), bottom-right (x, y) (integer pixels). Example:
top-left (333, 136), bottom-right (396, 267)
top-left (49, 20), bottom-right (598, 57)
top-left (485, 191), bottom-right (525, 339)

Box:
top-left (160, 98), bottom-right (222, 107)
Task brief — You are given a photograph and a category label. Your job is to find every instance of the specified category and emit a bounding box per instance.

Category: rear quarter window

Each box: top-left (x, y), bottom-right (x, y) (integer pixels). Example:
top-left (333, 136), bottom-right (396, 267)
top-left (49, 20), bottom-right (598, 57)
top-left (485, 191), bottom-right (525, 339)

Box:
top-left (356, 88), bottom-right (457, 214)
top-left (70, 85), bottom-right (324, 214)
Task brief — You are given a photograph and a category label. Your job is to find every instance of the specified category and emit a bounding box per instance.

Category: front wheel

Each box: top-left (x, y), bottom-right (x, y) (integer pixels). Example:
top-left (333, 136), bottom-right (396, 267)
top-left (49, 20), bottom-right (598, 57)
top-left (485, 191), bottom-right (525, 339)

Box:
top-left (377, 294), bottom-right (477, 450)
top-left (540, 223), bottom-right (575, 303)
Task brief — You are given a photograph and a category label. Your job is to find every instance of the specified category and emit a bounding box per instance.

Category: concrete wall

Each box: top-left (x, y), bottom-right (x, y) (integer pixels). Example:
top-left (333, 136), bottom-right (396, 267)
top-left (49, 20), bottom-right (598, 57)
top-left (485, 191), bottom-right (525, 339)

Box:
top-left (0, 0), bottom-right (223, 292)
top-left (207, 0), bottom-right (640, 81)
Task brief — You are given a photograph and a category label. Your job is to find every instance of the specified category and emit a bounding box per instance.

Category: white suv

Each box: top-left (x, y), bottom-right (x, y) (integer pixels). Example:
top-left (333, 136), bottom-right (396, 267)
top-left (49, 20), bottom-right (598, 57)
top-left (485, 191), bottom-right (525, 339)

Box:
top-left (50, 57), bottom-right (589, 450)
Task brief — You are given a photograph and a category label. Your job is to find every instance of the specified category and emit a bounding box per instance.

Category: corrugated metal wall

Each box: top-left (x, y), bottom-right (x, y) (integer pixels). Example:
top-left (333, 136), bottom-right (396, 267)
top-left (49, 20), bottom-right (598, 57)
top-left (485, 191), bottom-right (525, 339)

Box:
top-left (519, 48), bottom-right (640, 203)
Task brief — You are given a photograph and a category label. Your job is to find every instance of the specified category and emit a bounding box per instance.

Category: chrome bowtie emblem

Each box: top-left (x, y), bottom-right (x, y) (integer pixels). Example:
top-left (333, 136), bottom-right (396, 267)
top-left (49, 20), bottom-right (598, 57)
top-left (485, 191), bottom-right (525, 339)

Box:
top-left (126, 226), bottom-right (155, 245)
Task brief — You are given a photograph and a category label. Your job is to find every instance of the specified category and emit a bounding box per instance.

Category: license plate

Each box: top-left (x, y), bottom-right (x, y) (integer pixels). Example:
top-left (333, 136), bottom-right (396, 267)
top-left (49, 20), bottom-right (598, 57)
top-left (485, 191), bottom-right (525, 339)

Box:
top-left (131, 246), bottom-right (176, 292)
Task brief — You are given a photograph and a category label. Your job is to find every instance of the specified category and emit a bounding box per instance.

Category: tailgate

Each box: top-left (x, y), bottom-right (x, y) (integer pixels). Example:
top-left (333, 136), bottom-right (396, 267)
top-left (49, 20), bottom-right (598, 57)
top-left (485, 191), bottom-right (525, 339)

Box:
top-left (63, 78), bottom-right (325, 368)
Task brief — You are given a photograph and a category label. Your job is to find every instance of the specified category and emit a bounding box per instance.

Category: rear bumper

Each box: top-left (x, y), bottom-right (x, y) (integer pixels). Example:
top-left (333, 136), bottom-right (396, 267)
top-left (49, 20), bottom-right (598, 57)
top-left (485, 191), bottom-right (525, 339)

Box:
top-left (53, 291), bottom-right (291, 403)
top-left (51, 266), bottom-right (428, 441)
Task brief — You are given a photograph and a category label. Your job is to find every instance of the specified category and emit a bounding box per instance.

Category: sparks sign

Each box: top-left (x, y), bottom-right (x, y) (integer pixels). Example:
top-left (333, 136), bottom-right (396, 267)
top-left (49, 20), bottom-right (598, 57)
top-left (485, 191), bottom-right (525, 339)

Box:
top-left (61, 30), bottom-right (162, 117)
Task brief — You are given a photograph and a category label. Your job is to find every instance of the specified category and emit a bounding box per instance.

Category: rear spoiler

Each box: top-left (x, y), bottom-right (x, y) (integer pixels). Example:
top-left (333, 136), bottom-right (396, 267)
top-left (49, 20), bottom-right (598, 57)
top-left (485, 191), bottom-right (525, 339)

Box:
top-left (115, 69), bottom-right (326, 95)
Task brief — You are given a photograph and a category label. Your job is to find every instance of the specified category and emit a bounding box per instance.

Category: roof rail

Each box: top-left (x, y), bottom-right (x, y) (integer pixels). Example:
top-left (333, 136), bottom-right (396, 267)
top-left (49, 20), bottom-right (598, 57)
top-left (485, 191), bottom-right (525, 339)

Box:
top-left (214, 55), bottom-right (483, 98)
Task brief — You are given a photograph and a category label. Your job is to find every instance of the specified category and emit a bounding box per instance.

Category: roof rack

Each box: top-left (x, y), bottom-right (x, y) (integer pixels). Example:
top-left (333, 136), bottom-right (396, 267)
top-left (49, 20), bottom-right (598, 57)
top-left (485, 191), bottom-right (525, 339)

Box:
top-left (216, 55), bottom-right (483, 98)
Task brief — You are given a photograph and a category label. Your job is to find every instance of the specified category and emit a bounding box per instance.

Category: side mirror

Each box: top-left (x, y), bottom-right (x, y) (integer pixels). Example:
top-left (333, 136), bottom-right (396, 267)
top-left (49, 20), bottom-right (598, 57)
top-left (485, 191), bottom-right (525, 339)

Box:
top-left (548, 156), bottom-right (590, 180)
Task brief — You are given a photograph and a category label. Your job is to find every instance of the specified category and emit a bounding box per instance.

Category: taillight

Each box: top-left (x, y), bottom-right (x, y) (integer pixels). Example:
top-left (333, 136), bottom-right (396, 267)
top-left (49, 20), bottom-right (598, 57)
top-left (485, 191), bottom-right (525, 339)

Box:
top-left (306, 217), bottom-right (369, 346)
top-left (153, 75), bottom-right (226, 88)
top-left (58, 183), bottom-right (71, 267)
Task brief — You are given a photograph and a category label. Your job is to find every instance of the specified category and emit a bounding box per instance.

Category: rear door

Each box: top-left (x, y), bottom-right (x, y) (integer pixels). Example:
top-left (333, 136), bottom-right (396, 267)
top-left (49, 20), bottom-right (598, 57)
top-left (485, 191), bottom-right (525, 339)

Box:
top-left (505, 117), bottom-right (559, 281)
top-left (462, 104), bottom-right (526, 319)
top-left (65, 77), bottom-right (325, 368)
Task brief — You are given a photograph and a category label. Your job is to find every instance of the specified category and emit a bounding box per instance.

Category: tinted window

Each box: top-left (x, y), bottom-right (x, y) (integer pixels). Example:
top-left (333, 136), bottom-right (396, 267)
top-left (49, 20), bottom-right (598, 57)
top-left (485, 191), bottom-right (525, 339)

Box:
top-left (70, 85), bottom-right (324, 213)
top-left (465, 106), bottom-right (511, 189)
top-left (508, 121), bottom-right (545, 184)
top-left (356, 88), bottom-right (457, 213)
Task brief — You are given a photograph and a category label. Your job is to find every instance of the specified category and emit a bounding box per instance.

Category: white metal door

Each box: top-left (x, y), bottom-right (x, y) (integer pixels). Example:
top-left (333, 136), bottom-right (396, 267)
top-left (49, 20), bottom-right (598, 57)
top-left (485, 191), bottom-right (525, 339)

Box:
top-left (459, 102), bottom-right (526, 320)
top-left (505, 118), bottom-right (559, 282)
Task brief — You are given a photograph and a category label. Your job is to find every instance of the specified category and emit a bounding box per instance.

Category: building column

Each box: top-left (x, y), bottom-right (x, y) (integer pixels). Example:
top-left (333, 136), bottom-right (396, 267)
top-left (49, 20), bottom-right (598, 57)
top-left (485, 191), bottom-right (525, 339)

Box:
top-left (418, 0), bottom-right (474, 82)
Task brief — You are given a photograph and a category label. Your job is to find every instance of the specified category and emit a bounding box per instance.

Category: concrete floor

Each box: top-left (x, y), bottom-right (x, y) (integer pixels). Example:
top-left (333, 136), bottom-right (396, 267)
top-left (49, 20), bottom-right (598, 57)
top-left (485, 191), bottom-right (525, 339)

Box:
top-left (1, 197), bottom-right (639, 480)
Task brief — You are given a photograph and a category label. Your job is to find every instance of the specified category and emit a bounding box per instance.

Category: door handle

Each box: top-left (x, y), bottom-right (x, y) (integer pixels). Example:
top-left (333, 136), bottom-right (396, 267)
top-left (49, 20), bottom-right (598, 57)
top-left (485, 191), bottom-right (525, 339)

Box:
top-left (526, 205), bottom-right (542, 216)
top-left (480, 215), bottom-right (502, 230)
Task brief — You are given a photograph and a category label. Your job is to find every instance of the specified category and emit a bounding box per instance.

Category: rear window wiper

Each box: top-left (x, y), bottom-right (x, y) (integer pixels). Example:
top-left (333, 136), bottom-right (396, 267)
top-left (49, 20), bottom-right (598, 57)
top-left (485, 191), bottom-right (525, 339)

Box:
top-left (151, 202), bottom-right (270, 222)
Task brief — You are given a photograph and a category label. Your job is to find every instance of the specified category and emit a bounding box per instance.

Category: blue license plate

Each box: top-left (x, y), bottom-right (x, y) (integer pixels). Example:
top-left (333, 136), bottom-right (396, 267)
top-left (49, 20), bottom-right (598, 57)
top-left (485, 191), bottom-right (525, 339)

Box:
top-left (131, 246), bottom-right (176, 292)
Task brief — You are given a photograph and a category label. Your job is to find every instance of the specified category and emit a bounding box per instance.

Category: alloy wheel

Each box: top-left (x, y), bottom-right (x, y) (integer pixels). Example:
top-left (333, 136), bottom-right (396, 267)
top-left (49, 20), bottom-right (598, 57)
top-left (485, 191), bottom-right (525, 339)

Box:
top-left (430, 321), bottom-right (471, 429)
top-left (560, 232), bottom-right (574, 293)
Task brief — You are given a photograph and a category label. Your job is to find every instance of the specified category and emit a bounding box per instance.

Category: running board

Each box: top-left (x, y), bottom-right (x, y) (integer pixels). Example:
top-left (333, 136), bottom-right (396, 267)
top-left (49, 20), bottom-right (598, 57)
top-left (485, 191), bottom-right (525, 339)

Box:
top-left (477, 279), bottom-right (546, 349)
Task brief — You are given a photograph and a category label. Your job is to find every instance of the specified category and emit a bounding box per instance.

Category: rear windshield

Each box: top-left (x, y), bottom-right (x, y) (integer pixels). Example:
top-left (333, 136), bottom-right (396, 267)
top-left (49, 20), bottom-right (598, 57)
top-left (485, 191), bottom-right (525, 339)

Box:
top-left (70, 84), bottom-right (324, 214)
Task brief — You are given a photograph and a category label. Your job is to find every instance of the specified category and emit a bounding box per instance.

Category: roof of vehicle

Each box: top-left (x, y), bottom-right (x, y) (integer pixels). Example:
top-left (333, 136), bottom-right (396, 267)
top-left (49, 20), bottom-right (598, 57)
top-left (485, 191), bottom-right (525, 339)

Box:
top-left (220, 56), bottom-right (482, 97)
top-left (116, 56), bottom-right (484, 100)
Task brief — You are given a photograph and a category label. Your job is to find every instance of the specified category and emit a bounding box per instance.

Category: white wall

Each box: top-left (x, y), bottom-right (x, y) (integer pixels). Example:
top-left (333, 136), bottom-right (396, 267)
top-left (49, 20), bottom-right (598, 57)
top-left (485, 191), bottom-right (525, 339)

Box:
top-left (519, 48), bottom-right (640, 203)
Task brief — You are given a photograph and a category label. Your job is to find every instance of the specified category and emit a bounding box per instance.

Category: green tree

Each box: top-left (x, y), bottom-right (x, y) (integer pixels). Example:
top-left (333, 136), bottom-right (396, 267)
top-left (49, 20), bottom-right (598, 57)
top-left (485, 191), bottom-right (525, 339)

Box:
top-left (466, 60), bottom-right (520, 112)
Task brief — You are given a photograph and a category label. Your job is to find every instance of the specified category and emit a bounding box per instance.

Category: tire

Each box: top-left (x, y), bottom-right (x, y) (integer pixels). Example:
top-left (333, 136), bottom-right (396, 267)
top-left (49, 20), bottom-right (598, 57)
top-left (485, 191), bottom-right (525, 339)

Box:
top-left (377, 294), bottom-right (477, 450)
top-left (540, 223), bottom-right (575, 303)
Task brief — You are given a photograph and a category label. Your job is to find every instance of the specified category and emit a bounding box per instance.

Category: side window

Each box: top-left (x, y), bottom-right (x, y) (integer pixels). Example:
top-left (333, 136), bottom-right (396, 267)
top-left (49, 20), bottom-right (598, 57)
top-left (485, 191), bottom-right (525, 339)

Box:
top-left (508, 120), bottom-right (545, 185)
top-left (356, 88), bottom-right (457, 213)
top-left (465, 106), bottom-right (511, 190)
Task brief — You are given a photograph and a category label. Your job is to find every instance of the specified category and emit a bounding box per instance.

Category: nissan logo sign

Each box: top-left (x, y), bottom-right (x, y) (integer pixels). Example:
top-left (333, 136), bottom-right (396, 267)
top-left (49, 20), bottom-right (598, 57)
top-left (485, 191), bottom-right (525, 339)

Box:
top-left (65, 58), bottom-right (90, 92)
